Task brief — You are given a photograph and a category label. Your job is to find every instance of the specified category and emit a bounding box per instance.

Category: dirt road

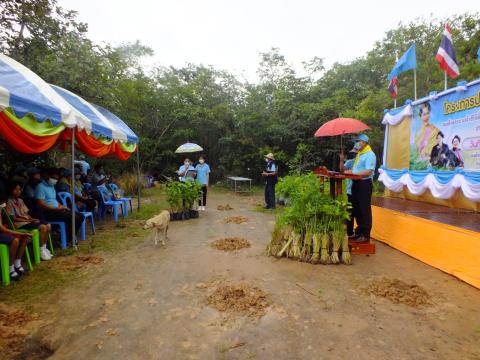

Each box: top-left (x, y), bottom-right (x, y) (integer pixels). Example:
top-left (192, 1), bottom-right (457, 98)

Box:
top-left (16, 191), bottom-right (480, 359)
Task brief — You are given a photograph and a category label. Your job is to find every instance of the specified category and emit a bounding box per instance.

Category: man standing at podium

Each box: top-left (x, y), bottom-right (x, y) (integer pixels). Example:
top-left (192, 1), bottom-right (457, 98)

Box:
top-left (345, 134), bottom-right (376, 243)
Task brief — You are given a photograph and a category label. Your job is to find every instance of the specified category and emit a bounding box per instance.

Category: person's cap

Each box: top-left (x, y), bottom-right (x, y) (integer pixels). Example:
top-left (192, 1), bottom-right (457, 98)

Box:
top-left (265, 153), bottom-right (275, 160)
top-left (26, 167), bottom-right (41, 176)
top-left (354, 134), bottom-right (369, 143)
top-left (349, 143), bottom-right (361, 153)
top-left (79, 154), bottom-right (86, 160)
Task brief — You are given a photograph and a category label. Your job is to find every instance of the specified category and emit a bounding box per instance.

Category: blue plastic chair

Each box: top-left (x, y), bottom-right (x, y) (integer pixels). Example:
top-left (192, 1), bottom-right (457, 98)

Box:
top-left (47, 221), bottom-right (68, 249)
top-left (57, 192), bottom-right (96, 241)
top-left (98, 188), bottom-right (124, 224)
top-left (83, 183), bottom-right (92, 193)
top-left (109, 183), bottom-right (132, 217)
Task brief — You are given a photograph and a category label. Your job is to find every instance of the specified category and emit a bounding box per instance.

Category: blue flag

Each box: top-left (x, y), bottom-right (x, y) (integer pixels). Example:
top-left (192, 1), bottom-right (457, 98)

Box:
top-left (477, 45), bottom-right (480, 63)
top-left (387, 43), bottom-right (417, 80)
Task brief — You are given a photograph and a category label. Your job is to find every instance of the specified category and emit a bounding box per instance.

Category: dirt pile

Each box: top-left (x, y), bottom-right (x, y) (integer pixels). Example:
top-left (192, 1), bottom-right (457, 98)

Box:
top-left (364, 278), bottom-right (431, 307)
top-left (53, 255), bottom-right (104, 270)
top-left (223, 216), bottom-right (248, 224)
top-left (211, 237), bottom-right (251, 251)
top-left (206, 283), bottom-right (271, 319)
top-left (0, 305), bottom-right (53, 360)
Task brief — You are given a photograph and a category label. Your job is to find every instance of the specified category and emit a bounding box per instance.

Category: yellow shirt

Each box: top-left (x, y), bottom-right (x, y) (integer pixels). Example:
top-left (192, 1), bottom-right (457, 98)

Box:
top-left (414, 123), bottom-right (439, 160)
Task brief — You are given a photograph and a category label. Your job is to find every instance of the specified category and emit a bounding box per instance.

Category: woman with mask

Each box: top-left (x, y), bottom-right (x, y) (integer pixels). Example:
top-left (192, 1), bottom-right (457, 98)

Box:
top-left (177, 158), bottom-right (195, 182)
top-left (195, 155), bottom-right (211, 211)
top-left (7, 181), bottom-right (52, 261)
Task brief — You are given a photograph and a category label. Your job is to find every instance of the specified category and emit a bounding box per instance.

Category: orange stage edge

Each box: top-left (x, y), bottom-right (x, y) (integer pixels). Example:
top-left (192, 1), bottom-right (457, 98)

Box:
top-left (371, 205), bottom-right (480, 290)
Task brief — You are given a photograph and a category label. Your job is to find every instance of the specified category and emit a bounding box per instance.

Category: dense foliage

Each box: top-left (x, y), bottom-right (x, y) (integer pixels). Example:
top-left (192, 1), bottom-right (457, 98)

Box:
top-left (1, 1), bottom-right (479, 181)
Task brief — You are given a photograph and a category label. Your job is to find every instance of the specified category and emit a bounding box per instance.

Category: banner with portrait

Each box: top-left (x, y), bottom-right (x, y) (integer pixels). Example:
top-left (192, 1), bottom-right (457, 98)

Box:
top-left (410, 83), bottom-right (480, 171)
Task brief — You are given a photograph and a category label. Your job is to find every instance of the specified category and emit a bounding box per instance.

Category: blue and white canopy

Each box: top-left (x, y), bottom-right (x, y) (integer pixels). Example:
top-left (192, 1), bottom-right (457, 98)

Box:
top-left (0, 53), bottom-right (138, 144)
top-left (51, 85), bottom-right (137, 143)
top-left (0, 53), bottom-right (89, 129)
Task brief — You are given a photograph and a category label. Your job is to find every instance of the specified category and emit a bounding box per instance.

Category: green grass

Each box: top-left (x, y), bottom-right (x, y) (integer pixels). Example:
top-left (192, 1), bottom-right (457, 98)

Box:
top-left (0, 186), bottom-right (168, 305)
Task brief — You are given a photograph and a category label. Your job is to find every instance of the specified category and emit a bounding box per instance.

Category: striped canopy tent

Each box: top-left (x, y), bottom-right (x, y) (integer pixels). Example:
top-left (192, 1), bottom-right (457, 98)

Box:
top-left (0, 53), bottom-right (138, 159)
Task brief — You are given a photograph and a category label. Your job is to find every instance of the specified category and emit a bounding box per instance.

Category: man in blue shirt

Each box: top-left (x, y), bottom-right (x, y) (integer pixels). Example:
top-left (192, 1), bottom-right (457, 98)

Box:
top-left (262, 153), bottom-right (278, 209)
top-left (340, 143), bottom-right (360, 237)
top-left (35, 168), bottom-right (82, 246)
top-left (195, 155), bottom-right (211, 211)
top-left (177, 158), bottom-right (195, 182)
top-left (74, 154), bottom-right (90, 179)
top-left (344, 134), bottom-right (376, 243)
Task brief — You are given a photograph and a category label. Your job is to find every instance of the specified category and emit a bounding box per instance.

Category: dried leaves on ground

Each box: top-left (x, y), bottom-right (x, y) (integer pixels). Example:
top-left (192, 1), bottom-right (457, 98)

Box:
top-left (205, 282), bottom-right (271, 319)
top-left (217, 204), bottom-right (234, 211)
top-left (223, 216), bottom-right (248, 224)
top-left (364, 278), bottom-right (431, 307)
top-left (211, 238), bottom-right (251, 252)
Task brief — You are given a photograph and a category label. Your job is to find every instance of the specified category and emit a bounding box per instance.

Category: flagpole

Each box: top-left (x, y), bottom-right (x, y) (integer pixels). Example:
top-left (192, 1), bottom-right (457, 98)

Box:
top-left (414, 69), bottom-right (417, 100)
top-left (444, 71), bottom-right (447, 91)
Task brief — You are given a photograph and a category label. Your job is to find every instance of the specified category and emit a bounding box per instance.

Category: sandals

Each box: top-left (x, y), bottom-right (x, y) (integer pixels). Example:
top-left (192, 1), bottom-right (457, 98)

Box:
top-left (10, 270), bottom-right (21, 281)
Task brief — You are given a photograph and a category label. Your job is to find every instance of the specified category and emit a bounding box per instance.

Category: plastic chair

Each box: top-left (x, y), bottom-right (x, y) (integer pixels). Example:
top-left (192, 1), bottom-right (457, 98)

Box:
top-left (109, 183), bottom-right (132, 217)
top-left (98, 188), bottom-right (124, 224)
top-left (1, 244), bottom-right (10, 286)
top-left (57, 192), bottom-right (96, 241)
top-left (83, 183), bottom-right (92, 193)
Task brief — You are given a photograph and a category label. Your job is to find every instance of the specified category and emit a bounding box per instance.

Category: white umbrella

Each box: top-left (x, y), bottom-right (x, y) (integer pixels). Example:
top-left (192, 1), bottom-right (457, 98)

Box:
top-left (175, 142), bottom-right (203, 153)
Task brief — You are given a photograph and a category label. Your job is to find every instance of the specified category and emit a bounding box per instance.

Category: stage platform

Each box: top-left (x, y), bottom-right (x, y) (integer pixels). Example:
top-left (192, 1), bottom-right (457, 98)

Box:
top-left (371, 197), bottom-right (480, 289)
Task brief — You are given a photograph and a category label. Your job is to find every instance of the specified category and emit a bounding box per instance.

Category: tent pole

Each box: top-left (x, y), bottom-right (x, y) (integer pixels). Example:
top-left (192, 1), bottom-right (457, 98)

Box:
top-left (71, 129), bottom-right (77, 250)
top-left (136, 145), bottom-right (141, 211)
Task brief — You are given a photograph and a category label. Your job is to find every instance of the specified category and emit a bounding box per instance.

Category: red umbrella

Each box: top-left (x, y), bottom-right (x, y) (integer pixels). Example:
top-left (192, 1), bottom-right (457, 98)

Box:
top-left (314, 118), bottom-right (370, 137)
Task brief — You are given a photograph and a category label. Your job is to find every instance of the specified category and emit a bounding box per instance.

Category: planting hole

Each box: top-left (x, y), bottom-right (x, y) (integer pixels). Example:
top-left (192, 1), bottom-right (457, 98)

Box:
top-left (211, 238), bottom-right (251, 251)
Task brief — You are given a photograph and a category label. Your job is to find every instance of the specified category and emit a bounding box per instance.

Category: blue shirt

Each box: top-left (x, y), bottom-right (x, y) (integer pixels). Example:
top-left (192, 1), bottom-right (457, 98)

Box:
top-left (35, 180), bottom-right (59, 208)
top-left (195, 163), bottom-right (211, 185)
top-left (352, 150), bottom-right (376, 179)
top-left (344, 159), bottom-right (354, 195)
top-left (178, 164), bottom-right (195, 182)
top-left (266, 161), bottom-right (277, 172)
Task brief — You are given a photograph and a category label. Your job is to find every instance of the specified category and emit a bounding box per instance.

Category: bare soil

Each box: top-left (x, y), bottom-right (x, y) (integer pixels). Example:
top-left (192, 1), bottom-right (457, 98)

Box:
top-left (2, 190), bottom-right (480, 360)
top-left (211, 237), bottom-right (251, 252)
top-left (47, 255), bottom-right (104, 271)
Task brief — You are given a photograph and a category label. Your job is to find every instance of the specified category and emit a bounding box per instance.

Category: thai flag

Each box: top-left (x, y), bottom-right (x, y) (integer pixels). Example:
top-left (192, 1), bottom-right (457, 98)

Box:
top-left (388, 76), bottom-right (398, 98)
top-left (435, 23), bottom-right (460, 79)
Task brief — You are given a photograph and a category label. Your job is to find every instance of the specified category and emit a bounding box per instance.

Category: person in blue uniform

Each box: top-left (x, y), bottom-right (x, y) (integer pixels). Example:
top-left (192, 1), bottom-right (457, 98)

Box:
top-left (339, 142), bottom-right (360, 238)
top-left (344, 134), bottom-right (376, 243)
top-left (261, 153), bottom-right (278, 209)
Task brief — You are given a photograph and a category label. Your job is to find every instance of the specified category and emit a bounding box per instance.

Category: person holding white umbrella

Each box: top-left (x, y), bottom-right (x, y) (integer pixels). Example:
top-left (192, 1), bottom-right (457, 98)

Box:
top-left (177, 158), bottom-right (195, 182)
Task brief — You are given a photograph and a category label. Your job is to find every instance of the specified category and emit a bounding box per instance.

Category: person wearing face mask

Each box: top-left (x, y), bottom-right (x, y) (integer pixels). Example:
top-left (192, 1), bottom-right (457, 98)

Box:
top-left (344, 134), bottom-right (376, 243)
top-left (195, 155), bottom-right (211, 211)
top-left (177, 158), bottom-right (195, 182)
top-left (261, 153), bottom-right (278, 210)
top-left (35, 168), bottom-right (82, 246)
top-left (23, 167), bottom-right (43, 218)
top-left (0, 195), bottom-right (30, 280)
top-left (91, 163), bottom-right (110, 202)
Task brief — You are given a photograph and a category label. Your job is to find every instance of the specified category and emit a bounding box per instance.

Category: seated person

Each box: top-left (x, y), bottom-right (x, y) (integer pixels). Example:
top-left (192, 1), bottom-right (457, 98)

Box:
top-left (23, 167), bottom-right (43, 218)
top-left (7, 181), bottom-right (52, 261)
top-left (91, 163), bottom-right (110, 202)
top-left (0, 198), bottom-right (30, 281)
top-left (56, 167), bottom-right (96, 212)
top-left (35, 168), bottom-right (82, 244)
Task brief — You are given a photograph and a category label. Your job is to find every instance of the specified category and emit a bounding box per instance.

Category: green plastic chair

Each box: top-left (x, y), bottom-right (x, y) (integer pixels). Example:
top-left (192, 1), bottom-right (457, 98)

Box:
top-left (0, 244), bottom-right (10, 286)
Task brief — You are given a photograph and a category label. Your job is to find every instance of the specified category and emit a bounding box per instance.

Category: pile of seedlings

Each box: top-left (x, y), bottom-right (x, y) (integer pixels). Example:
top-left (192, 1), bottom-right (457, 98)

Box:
top-left (211, 237), bottom-right (251, 251)
top-left (217, 204), bottom-right (234, 211)
top-left (266, 174), bottom-right (352, 265)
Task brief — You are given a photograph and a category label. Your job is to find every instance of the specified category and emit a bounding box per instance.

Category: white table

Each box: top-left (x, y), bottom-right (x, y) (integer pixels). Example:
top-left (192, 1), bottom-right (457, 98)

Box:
top-left (227, 176), bottom-right (252, 193)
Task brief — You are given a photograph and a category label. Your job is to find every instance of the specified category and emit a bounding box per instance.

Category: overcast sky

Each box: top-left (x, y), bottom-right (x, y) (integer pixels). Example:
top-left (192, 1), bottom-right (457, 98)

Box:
top-left (60, 0), bottom-right (478, 82)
